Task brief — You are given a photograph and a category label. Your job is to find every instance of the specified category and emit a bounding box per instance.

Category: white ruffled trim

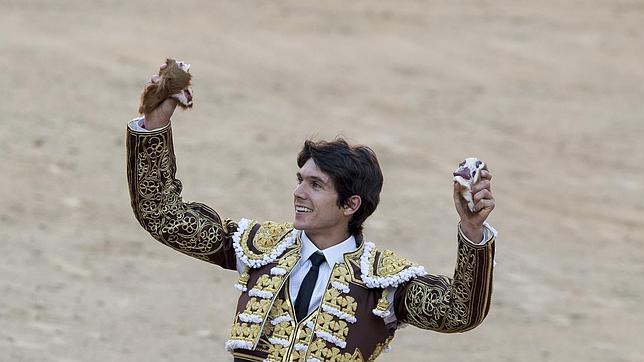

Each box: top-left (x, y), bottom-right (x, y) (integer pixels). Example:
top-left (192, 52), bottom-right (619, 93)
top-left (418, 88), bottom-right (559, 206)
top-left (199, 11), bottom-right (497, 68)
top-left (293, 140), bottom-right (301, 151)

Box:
top-left (238, 313), bottom-right (263, 324)
top-left (270, 267), bottom-right (287, 276)
top-left (295, 343), bottom-right (308, 351)
top-left (233, 220), bottom-right (299, 269)
top-left (359, 242), bottom-right (427, 288)
top-left (268, 337), bottom-right (290, 347)
top-left (248, 288), bottom-right (273, 299)
top-left (331, 281), bottom-right (350, 294)
top-left (305, 321), bottom-right (315, 330)
top-left (321, 304), bottom-right (357, 324)
top-left (233, 283), bottom-right (247, 292)
top-left (307, 358), bottom-right (322, 362)
top-left (371, 308), bottom-right (391, 318)
top-left (314, 330), bottom-right (346, 349)
top-left (224, 339), bottom-right (253, 351)
top-left (270, 314), bottom-right (292, 325)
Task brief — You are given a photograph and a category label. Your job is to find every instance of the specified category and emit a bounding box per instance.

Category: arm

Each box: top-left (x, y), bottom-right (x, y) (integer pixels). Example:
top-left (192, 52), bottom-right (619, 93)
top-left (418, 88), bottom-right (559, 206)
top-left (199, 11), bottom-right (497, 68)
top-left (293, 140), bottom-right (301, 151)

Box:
top-left (393, 225), bottom-right (495, 332)
top-left (126, 73), bottom-right (238, 269)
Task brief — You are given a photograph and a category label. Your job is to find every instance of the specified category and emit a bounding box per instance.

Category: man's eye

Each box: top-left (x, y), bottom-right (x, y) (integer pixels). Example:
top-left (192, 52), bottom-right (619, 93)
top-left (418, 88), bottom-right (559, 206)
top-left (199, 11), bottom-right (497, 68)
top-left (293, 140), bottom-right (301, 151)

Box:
top-left (312, 182), bottom-right (321, 189)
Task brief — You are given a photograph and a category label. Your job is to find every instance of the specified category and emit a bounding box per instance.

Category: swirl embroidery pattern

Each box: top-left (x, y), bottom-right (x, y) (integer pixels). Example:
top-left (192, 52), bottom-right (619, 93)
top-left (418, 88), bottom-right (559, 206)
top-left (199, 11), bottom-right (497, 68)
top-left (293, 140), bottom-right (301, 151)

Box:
top-left (399, 237), bottom-right (493, 332)
top-left (128, 127), bottom-right (232, 263)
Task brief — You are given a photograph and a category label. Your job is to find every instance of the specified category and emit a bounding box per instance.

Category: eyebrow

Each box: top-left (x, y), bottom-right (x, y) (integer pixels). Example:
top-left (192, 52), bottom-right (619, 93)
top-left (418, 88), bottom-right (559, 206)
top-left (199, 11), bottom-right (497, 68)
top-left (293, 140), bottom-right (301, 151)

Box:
top-left (296, 172), bottom-right (329, 186)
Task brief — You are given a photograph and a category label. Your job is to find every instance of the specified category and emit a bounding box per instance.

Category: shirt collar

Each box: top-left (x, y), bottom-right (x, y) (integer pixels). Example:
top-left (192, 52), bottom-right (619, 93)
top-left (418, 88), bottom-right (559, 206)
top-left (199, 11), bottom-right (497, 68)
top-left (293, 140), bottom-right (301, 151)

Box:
top-left (299, 231), bottom-right (357, 266)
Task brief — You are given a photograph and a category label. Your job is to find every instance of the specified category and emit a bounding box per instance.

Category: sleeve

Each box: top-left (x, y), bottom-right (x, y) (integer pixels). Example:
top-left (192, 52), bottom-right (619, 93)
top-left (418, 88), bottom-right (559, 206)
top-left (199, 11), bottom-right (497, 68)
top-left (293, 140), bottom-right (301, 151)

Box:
top-left (393, 225), bottom-right (496, 332)
top-left (126, 118), bottom-right (238, 270)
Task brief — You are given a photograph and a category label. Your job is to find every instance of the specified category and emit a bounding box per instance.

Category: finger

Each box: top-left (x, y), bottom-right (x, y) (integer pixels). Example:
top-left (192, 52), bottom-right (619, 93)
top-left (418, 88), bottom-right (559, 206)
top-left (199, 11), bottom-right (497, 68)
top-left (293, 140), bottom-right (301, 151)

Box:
top-left (473, 189), bottom-right (493, 204)
top-left (472, 180), bottom-right (491, 194)
top-left (474, 198), bottom-right (495, 213)
top-left (151, 75), bottom-right (161, 84)
top-left (480, 169), bottom-right (492, 181)
top-left (160, 62), bottom-right (167, 70)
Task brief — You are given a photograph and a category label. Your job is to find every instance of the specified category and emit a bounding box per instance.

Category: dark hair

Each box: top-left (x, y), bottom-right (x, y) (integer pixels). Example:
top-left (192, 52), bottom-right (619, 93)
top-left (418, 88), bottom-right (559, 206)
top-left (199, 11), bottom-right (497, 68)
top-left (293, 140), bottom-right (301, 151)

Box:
top-left (297, 138), bottom-right (384, 236)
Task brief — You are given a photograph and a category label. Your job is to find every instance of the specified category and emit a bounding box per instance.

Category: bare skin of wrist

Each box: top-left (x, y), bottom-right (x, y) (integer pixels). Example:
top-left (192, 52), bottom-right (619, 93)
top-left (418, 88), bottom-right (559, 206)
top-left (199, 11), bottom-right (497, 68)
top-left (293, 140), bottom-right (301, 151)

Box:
top-left (143, 114), bottom-right (170, 130)
top-left (460, 221), bottom-right (484, 243)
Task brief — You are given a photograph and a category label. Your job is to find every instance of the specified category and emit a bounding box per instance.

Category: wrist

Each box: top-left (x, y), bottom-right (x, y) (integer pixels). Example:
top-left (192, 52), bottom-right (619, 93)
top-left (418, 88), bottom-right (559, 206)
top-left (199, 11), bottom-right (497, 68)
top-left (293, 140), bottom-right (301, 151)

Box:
top-left (459, 220), bottom-right (484, 242)
top-left (143, 115), bottom-right (170, 130)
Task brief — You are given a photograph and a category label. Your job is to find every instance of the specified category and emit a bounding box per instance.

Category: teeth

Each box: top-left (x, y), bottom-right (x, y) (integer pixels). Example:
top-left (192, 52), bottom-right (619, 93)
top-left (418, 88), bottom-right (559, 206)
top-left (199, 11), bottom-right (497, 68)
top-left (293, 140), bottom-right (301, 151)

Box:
top-left (296, 206), bottom-right (312, 213)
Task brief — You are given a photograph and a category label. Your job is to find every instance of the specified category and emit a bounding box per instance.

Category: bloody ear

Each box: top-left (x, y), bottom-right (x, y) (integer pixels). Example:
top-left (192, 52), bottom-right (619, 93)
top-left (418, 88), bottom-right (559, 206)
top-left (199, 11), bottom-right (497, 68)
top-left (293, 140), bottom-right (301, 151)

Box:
top-left (138, 59), bottom-right (192, 114)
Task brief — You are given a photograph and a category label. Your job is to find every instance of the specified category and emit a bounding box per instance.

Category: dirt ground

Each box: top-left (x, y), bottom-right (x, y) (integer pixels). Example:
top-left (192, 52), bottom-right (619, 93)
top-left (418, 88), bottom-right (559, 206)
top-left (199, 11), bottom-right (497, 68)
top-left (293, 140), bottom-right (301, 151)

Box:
top-left (2, 1), bottom-right (643, 361)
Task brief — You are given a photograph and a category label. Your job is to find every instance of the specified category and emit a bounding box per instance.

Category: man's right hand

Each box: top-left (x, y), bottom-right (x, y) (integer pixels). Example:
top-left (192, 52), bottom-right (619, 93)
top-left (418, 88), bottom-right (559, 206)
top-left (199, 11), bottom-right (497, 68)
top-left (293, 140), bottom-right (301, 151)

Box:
top-left (142, 64), bottom-right (178, 130)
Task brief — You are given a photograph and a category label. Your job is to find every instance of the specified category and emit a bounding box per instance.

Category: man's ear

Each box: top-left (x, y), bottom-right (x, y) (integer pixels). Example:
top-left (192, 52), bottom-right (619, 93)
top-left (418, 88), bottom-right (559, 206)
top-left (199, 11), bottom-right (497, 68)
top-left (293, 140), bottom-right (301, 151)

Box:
top-left (342, 195), bottom-right (362, 216)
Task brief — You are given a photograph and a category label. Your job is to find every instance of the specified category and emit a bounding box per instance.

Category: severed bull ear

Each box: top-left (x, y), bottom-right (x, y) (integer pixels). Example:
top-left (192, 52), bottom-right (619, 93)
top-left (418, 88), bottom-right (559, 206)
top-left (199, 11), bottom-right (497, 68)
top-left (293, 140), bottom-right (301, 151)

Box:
top-left (139, 58), bottom-right (193, 114)
top-left (453, 157), bottom-right (487, 212)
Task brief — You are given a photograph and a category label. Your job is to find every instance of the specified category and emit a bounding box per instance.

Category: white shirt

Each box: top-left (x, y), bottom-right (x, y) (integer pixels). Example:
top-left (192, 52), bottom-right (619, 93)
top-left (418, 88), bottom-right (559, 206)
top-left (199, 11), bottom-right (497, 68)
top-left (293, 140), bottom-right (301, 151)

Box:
top-left (288, 231), bottom-right (358, 318)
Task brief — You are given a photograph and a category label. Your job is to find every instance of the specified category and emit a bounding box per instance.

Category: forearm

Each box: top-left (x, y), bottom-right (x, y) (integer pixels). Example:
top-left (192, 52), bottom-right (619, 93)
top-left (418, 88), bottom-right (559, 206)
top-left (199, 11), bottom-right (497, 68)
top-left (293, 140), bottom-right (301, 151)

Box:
top-left (126, 120), bottom-right (237, 269)
top-left (394, 228), bottom-right (495, 332)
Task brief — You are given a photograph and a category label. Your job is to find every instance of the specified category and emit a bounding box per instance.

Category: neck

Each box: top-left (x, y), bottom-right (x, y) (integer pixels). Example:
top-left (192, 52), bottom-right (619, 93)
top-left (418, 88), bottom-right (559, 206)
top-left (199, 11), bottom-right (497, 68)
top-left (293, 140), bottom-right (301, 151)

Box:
top-left (305, 230), bottom-right (351, 250)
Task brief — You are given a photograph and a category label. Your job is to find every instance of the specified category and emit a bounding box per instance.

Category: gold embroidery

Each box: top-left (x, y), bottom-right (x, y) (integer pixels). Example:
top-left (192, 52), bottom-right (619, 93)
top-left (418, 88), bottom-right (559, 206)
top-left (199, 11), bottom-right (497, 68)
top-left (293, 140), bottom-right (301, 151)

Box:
top-left (374, 249), bottom-right (416, 277)
top-left (399, 238), bottom-right (493, 332)
top-left (253, 221), bottom-right (293, 253)
top-left (315, 312), bottom-right (349, 342)
top-left (252, 274), bottom-right (284, 295)
top-left (241, 298), bottom-right (272, 317)
top-left (229, 321), bottom-right (262, 343)
top-left (373, 288), bottom-right (389, 315)
top-left (237, 265), bottom-right (251, 289)
top-left (307, 339), bottom-right (363, 361)
top-left (127, 128), bottom-right (233, 264)
top-left (367, 337), bottom-right (392, 361)
top-left (331, 264), bottom-right (353, 287)
top-left (323, 288), bottom-right (357, 317)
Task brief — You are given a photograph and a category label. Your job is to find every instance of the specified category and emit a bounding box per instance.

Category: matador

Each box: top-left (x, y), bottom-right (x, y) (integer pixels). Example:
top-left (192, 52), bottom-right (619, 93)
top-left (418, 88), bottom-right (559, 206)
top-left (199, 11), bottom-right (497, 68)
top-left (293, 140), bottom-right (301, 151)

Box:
top-left (126, 63), bottom-right (497, 361)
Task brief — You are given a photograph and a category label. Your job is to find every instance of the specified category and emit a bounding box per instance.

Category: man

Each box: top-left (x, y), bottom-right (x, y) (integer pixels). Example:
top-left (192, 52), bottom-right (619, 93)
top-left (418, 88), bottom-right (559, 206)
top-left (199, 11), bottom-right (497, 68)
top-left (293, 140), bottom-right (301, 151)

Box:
top-left (126, 69), bottom-right (496, 362)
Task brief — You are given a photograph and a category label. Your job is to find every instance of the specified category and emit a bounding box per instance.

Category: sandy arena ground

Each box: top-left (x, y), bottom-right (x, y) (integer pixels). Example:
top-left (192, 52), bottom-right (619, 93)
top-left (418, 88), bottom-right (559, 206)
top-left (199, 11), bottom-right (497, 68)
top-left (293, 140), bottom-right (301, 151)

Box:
top-left (2, 1), bottom-right (643, 361)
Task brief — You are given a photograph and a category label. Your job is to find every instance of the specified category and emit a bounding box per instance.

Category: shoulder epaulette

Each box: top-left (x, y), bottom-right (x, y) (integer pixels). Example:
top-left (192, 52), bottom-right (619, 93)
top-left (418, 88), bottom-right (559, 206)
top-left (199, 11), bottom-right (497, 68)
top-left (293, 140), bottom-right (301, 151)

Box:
top-left (359, 242), bottom-right (426, 289)
top-left (232, 218), bottom-right (297, 269)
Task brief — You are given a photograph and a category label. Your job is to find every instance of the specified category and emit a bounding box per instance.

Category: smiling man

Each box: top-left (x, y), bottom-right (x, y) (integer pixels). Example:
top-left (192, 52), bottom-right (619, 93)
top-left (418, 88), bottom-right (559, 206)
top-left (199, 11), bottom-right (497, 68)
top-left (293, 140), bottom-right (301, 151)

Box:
top-left (126, 70), bottom-right (496, 362)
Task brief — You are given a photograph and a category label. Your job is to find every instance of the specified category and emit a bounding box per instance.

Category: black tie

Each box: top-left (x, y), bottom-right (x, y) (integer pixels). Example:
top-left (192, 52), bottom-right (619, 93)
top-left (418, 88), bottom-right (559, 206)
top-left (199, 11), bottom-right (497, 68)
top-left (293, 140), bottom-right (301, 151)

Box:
top-left (294, 252), bottom-right (326, 321)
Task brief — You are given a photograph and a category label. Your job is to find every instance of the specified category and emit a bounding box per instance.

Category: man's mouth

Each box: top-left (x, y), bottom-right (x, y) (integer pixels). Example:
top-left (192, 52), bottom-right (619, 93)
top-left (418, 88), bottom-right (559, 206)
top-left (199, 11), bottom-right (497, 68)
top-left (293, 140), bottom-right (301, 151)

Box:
top-left (295, 206), bottom-right (313, 213)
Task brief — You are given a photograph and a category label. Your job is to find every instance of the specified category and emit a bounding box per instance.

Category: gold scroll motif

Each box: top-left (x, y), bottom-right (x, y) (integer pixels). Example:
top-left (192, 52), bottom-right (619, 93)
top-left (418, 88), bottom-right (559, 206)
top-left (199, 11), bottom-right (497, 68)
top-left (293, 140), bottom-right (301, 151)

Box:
top-left (400, 240), bottom-right (481, 331)
top-left (130, 130), bottom-right (232, 263)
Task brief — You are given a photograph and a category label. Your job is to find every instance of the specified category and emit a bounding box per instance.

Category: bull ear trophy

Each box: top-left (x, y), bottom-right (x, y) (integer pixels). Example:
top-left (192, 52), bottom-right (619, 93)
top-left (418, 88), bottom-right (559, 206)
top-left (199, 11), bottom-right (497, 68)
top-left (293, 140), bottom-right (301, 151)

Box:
top-left (453, 157), bottom-right (487, 212)
top-left (139, 58), bottom-right (193, 114)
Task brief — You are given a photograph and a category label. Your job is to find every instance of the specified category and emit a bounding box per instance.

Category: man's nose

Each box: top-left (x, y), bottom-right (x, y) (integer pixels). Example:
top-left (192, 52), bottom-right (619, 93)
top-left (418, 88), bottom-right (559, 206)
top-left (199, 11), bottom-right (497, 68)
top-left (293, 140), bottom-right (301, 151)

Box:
top-left (294, 183), bottom-right (306, 199)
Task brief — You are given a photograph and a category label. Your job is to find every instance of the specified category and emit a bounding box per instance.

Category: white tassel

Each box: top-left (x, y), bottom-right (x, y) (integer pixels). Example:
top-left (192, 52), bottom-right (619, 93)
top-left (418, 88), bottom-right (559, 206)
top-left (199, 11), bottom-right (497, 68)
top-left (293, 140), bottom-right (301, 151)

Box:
top-left (224, 339), bottom-right (254, 351)
top-left (314, 330), bottom-right (347, 349)
top-left (238, 313), bottom-right (263, 324)
top-left (248, 288), bottom-right (273, 299)
top-left (321, 304), bottom-right (357, 324)
top-left (268, 337), bottom-right (290, 347)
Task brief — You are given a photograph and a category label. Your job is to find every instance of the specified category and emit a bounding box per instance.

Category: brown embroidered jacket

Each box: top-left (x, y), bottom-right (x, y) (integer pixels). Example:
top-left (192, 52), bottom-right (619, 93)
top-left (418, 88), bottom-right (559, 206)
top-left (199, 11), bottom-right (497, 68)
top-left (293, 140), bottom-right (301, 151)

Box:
top-left (126, 122), bottom-right (496, 361)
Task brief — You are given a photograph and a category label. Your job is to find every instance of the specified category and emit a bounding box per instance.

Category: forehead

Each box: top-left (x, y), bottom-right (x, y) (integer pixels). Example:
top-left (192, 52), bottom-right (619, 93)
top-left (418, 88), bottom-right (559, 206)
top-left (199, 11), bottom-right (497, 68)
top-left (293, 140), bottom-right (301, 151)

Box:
top-left (298, 159), bottom-right (331, 183)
